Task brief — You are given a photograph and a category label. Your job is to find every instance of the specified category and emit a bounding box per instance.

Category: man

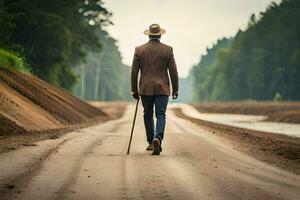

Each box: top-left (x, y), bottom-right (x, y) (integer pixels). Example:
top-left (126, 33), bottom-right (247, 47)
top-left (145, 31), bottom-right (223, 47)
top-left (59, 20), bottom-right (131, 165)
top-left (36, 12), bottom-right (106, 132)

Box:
top-left (131, 23), bottom-right (179, 155)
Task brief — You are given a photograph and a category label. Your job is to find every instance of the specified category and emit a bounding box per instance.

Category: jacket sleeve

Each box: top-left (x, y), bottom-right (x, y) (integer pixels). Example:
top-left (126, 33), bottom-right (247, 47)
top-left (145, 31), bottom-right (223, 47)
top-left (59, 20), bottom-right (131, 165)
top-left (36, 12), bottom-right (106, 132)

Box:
top-left (131, 47), bottom-right (140, 93)
top-left (168, 48), bottom-right (179, 92)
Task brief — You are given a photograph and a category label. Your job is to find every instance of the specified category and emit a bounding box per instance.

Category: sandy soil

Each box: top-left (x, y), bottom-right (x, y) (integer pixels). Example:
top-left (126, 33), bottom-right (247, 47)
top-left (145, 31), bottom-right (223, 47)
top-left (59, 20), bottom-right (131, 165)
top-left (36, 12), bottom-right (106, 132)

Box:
top-left (89, 101), bottom-right (128, 120)
top-left (0, 68), bottom-right (107, 136)
top-left (0, 103), bottom-right (299, 200)
top-left (0, 69), bottom-right (130, 153)
top-left (0, 102), bottom-right (127, 154)
top-left (173, 107), bottom-right (300, 175)
top-left (178, 104), bottom-right (300, 137)
top-left (192, 101), bottom-right (300, 124)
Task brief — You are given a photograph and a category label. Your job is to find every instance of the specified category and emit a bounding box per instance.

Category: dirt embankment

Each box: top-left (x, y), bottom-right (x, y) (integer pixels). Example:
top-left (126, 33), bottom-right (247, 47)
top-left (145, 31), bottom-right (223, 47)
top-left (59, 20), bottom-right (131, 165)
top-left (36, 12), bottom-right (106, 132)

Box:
top-left (0, 68), bottom-right (116, 153)
top-left (89, 101), bottom-right (128, 120)
top-left (192, 101), bottom-right (300, 123)
top-left (173, 108), bottom-right (300, 174)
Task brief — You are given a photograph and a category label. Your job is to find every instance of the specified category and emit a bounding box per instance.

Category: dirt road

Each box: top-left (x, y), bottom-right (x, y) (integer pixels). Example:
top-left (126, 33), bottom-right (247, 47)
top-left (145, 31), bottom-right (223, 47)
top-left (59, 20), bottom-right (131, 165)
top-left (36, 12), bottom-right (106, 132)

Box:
top-left (1, 103), bottom-right (300, 200)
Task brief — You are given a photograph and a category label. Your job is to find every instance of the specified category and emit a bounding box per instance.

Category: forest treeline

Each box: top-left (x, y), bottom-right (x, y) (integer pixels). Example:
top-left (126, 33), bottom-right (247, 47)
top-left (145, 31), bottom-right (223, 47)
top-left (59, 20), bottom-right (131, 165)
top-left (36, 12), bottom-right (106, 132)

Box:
top-left (190, 0), bottom-right (300, 101)
top-left (73, 30), bottom-right (131, 101)
top-left (0, 0), bottom-right (130, 100)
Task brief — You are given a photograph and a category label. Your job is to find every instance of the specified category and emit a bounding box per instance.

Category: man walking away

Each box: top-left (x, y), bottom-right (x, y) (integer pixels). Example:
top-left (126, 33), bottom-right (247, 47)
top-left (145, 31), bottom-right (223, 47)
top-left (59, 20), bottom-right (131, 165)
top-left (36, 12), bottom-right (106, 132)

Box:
top-left (131, 23), bottom-right (179, 155)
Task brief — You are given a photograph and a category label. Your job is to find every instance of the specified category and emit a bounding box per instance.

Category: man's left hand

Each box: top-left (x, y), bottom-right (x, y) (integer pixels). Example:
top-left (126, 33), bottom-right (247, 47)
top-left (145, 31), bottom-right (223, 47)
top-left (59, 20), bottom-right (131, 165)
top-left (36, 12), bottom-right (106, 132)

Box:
top-left (132, 91), bottom-right (140, 100)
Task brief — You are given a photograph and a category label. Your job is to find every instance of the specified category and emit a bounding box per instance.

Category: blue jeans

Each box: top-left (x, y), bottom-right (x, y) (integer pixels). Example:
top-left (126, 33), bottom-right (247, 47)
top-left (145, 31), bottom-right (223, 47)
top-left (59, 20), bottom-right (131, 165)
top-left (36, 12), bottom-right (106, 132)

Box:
top-left (141, 95), bottom-right (169, 144)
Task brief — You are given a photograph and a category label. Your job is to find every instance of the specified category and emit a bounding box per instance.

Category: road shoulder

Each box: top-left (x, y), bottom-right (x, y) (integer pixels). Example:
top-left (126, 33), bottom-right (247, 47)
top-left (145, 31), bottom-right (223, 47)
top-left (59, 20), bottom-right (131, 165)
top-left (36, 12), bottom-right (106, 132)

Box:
top-left (172, 107), bottom-right (300, 175)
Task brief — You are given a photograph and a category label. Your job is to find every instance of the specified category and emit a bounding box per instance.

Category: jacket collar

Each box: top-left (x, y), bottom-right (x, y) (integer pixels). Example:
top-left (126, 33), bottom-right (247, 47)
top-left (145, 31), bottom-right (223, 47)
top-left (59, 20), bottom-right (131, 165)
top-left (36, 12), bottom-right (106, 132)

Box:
top-left (149, 38), bottom-right (160, 42)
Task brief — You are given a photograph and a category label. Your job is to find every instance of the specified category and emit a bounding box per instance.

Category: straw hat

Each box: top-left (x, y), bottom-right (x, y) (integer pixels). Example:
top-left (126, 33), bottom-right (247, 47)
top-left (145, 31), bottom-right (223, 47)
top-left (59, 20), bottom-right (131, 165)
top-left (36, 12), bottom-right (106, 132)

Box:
top-left (144, 24), bottom-right (166, 35)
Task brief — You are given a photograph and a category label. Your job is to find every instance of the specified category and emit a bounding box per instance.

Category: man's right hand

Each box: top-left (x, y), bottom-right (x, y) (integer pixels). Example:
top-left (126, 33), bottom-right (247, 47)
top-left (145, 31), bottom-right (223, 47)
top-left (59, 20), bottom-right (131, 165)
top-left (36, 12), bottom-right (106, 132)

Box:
top-left (172, 91), bottom-right (178, 99)
top-left (131, 91), bottom-right (140, 100)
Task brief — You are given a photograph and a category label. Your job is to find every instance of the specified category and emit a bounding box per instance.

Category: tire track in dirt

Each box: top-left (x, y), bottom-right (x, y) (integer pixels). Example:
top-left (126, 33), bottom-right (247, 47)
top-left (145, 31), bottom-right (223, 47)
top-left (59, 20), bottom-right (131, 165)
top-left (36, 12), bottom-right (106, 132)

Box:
top-left (2, 116), bottom-right (127, 200)
top-left (2, 104), bottom-right (300, 200)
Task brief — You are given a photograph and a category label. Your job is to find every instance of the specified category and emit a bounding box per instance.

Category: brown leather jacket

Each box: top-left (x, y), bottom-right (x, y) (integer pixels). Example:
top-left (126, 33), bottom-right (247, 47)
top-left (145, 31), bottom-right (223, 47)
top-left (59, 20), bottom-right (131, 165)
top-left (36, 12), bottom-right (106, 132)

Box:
top-left (131, 40), bottom-right (179, 96)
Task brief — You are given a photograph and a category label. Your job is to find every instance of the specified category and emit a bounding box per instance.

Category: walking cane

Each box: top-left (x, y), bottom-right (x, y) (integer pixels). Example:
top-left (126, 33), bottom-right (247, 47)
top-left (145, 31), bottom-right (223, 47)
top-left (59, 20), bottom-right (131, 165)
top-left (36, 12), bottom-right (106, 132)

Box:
top-left (127, 98), bottom-right (140, 154)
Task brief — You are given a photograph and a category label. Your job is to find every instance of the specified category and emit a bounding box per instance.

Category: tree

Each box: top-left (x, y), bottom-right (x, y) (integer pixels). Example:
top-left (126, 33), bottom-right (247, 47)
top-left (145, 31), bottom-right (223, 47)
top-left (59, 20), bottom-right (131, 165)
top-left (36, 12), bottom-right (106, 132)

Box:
top-left (1, 0), bottom-right (111, 90)
top-left (190, 0), bottom-right (300, 101)
top-left (191, 38), bottom-right (232, 101)
top-left (73, 30), bottom-right (131, 101)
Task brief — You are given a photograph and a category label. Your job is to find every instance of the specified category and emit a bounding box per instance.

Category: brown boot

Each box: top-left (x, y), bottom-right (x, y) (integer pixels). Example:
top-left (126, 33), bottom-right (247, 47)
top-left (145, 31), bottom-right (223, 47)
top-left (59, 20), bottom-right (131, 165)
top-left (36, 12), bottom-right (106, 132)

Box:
top-left (146, 143), bottom-right (153, 151)
top-left (152, 138), bottom-right (162, 155)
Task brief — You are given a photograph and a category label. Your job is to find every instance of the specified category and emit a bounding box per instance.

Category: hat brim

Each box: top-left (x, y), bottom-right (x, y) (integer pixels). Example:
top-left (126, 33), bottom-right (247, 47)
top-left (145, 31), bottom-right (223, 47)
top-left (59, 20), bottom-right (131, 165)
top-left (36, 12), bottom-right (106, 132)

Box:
top-left (144, 28), bottom-right (166, 35)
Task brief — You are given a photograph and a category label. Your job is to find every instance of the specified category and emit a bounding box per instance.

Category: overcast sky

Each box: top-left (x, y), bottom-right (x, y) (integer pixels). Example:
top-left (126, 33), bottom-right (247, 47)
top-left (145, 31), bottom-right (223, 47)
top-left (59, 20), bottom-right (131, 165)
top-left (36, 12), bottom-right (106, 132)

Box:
top-left (103, 0), bottom-right (281, 78)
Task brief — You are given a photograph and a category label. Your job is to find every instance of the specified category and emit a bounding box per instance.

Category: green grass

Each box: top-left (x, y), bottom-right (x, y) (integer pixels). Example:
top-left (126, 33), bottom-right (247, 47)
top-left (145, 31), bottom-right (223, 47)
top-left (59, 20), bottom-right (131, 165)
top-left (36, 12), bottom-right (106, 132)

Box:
top-left (0, 48), bottom-right (30, 73)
